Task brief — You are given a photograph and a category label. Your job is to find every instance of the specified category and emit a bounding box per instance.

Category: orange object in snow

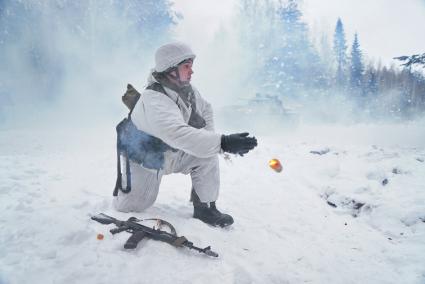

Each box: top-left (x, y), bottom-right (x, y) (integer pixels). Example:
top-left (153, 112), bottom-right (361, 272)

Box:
top-left (97, 234), bottom-right (104, 240)
top-left (269, 159), bottom-right (282, 172)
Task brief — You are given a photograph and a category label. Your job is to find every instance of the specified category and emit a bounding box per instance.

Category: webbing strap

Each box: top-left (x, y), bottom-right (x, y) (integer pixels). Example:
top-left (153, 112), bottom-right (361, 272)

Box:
top-left (113, 147), bottom-right (121, 196)
top-left (113, 149), bottom-right (131, 196)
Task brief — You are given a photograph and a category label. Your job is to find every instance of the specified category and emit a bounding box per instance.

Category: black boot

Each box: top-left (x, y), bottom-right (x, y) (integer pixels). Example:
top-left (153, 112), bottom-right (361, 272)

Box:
top-left (191, 189), bottom-right (234, 227)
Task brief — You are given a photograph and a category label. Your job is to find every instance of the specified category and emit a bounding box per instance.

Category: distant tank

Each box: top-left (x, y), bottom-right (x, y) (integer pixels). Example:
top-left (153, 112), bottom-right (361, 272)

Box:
top-left (216, 93), bottom-right (299, 133)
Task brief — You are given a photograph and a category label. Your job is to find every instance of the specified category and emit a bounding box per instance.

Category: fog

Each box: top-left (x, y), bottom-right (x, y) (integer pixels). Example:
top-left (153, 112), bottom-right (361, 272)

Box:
top-left (0, 0), bottom-right (424, 133)
top-left (0, 1), bottom-right (174, 129)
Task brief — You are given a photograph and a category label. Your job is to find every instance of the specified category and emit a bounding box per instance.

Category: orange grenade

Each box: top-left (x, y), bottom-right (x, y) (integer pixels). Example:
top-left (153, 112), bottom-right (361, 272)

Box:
top-left (269, 159), bottom-right (282, 172)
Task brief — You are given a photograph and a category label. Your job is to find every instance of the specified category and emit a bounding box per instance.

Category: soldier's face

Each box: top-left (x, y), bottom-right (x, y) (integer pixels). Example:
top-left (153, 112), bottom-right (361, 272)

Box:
top-left (177, 60), bottom-right (193, 83)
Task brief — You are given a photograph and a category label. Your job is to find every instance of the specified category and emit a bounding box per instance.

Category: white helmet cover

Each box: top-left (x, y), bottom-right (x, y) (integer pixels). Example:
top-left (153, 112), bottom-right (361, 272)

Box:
top-left (154, 42), bottom-right (196, 73)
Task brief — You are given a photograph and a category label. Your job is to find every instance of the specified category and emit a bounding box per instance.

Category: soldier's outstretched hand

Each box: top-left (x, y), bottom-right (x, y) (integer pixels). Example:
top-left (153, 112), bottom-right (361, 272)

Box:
top-left (221, 132), bottom-right (257, 156)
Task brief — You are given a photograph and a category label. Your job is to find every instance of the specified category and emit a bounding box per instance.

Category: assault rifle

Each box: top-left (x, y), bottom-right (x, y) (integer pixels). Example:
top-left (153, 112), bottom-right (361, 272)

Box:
top-left (91, 213), bottom-right (218, 257)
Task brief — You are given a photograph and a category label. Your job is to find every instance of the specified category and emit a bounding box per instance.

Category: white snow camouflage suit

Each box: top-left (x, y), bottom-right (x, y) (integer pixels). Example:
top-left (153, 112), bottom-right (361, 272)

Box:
top-left (113, 73), bottom-right (222, 212)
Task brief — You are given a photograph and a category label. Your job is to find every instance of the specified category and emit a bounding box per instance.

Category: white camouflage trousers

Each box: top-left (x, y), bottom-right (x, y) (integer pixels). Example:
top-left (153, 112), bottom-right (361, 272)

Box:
top-left (113, 150), bottom-right (220, 212)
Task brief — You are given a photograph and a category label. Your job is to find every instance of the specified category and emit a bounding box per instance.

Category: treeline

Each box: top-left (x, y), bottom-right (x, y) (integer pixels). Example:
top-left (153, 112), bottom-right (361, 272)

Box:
top-left (236, 0), bottom-right (425, 121)
top-left (332, 18), bottom-right (425, 120)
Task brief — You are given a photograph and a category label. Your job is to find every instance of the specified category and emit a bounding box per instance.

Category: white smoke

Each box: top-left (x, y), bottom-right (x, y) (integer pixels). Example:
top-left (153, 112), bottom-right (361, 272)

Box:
top-left (0, 1), bottom-right (175, 129)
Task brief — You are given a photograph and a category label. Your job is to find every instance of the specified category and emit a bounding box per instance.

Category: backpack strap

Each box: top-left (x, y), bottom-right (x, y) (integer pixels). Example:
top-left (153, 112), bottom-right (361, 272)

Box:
top-left (112, 145), bottom-right (121, 197)
top-left (113, 148), bottom-right (132, 196)
top-left (113, 117), bottom-right (132, 196)
top-left (113, 150), bottom-right (132, 195)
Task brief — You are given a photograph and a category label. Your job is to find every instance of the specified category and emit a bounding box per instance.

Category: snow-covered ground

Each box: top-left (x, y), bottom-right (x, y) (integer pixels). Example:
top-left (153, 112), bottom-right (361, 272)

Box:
top-left (1, 122), bottom-right (424, 284)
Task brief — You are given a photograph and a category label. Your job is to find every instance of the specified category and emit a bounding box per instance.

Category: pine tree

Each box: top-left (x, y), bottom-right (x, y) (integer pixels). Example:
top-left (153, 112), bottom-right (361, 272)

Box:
top-left (364, 68), bottom-right (378, 97)
top-left (333, 18), bottom-right (347, 87)
top-left (235, 0), bottom-right (280, 94)
top-left (394, 53), bottom-right (425, 69)
top-left (237, 0), bottom-right (279, 64)
top-left (349, 33), bottom-right (364, 92)
top-left (262, 0), bottom-right (324, 97)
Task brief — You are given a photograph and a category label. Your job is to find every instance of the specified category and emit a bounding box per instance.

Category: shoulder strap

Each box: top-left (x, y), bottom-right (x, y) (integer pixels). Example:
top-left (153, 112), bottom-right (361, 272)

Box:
top-left (146, 82), bottom-right (167, 95)
top-left (146, 82), bottom-right (181, 109)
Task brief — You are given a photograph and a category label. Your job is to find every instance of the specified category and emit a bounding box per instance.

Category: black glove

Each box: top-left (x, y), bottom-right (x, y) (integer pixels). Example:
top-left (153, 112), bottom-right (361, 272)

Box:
top-left (221, 132), bottom-right (257, 156)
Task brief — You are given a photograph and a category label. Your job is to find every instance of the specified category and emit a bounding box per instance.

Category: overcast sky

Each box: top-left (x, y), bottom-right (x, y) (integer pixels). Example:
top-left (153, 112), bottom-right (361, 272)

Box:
top-left (172, 0), bottom-right (425, 67)
top-left (302, 0), bottom-right (425, 66)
